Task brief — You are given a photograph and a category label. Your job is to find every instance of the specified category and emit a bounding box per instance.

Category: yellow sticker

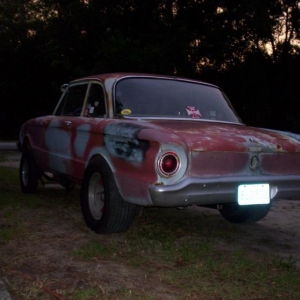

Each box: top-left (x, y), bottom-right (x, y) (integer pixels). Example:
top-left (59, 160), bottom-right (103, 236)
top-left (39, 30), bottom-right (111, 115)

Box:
top-left (121, 109), bottom-right (132, 115)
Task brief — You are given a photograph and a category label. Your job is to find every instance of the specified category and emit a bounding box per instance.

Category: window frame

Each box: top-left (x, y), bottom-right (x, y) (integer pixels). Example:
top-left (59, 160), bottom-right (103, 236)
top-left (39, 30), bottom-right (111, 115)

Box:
top-left (84, 81), bottom-right (107, 118)
top-left (53, 82), bottom-right (89, 117)
top-left (53, 81), bottom-right (107, 118)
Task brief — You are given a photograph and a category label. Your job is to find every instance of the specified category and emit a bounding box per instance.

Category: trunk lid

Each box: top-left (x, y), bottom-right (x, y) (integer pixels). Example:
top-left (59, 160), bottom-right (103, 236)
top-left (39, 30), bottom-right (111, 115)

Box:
top-left (147, 120), bottom-right (300, 153)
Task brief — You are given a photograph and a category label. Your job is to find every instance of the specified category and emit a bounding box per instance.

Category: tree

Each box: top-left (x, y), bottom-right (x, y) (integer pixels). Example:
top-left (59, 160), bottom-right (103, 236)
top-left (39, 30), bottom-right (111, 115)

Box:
top-left (1, 0), bottom-right (300, 138)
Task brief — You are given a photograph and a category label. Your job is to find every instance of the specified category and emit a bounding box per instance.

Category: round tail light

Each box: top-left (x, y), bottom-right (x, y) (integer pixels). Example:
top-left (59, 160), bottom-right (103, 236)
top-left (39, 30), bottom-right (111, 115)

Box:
top-left (157, 152), bottom-right (180, 177)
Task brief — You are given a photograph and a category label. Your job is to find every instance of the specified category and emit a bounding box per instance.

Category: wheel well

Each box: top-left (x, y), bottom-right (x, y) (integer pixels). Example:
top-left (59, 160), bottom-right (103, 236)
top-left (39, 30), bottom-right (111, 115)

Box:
top-left (87, 154), bottom-right (113, 172)
top-left (22, 137), bottom-right (31, 152)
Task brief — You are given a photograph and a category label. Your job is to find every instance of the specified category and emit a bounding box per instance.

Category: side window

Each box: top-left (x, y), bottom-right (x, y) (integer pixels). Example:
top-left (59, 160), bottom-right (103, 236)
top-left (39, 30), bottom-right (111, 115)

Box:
top-left (85, 84), bottom-right (106, 117)
top-left (55, 84), bottom-right (88, 116)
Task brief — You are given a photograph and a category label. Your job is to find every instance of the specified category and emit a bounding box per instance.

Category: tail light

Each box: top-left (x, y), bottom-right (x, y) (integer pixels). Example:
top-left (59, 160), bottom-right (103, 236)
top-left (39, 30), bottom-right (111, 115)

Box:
top-left (157, 152), bottom-right (180, 177)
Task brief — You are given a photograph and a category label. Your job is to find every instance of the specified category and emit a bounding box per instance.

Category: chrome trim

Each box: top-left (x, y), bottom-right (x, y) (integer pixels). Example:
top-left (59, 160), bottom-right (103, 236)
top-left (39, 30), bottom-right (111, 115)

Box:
top-left (149, 175), bottom-right (300, 207)
top-left (64, 121), bottom-right (72, 127)
top-left (157, 151), bottom-right (181, 177)
top-left (113, 74), bottom-right (218, 88)
top-left (122, 116), bottom-right (243, 126)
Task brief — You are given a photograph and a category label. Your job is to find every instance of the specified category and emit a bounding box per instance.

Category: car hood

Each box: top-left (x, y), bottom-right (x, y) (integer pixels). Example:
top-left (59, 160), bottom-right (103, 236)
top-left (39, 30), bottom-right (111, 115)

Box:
top-left (144, 120), bottom-right (300, 153)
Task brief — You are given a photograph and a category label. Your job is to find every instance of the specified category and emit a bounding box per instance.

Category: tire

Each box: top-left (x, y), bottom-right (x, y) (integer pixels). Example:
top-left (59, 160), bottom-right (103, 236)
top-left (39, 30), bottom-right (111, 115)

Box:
top-left (20, 150), bottom-right (39, 193)
top-left (219, 202), bottom-right (272, 223)
top-left (80, 157), bottom-right (138, 233)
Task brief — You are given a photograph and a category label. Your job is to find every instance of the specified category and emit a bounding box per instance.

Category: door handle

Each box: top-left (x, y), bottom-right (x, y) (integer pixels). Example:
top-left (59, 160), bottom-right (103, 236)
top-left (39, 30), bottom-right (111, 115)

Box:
top-left (64, 121), bottom-right (72, 127)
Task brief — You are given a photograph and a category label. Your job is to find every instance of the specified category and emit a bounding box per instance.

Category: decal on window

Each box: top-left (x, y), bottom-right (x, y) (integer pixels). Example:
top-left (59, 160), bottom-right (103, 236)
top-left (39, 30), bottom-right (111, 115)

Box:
top-left (121, 109), bottom-right (132, 115)
top-left (186, 106), bottom-right (201, 118)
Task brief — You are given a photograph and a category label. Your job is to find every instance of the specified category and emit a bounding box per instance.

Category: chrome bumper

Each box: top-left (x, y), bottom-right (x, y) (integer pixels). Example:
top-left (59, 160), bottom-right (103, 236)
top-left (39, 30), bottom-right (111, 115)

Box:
top-left (149, 175), bottom-right (300, 207)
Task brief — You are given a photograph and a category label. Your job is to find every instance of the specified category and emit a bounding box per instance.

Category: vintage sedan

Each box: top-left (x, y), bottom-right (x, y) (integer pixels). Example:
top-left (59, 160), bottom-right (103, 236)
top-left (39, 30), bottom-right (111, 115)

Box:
top-left (19, 73), bottom-right (300, 233)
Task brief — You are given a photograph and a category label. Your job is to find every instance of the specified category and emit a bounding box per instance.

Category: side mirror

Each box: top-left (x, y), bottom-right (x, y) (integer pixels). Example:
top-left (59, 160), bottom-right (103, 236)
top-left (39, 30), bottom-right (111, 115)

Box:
top-left (60, 84), bottom-right (68, 93)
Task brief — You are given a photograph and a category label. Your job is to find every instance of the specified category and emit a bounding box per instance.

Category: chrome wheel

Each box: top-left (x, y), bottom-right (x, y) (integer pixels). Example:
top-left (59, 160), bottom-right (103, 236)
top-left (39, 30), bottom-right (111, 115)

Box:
top-left (88, 172), bottom-right (105, 220)
top-left (80, 157), bottom-right (138, 233)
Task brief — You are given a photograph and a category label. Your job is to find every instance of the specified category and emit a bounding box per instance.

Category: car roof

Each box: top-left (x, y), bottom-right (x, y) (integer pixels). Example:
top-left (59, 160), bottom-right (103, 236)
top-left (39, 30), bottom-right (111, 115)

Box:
top-left (70, 73), bottom-right (218, 88)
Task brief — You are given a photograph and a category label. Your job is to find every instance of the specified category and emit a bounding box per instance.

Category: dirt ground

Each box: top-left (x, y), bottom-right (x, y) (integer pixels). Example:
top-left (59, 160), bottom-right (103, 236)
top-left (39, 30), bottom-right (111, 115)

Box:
top-left (1, 149), bottom-right (300, 299)
top-left (197, 200), bottom-right (300, 268)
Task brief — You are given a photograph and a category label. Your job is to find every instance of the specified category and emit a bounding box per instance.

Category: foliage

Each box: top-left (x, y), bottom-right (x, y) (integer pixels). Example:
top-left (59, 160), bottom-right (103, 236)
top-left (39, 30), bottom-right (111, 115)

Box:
top-left (1, 0), bottom-right (300, 138)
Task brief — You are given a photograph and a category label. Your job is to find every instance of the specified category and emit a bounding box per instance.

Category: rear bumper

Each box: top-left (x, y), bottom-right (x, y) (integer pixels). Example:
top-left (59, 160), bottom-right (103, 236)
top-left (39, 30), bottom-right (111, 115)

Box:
top-left (149, 175), bottom-right (300, 207)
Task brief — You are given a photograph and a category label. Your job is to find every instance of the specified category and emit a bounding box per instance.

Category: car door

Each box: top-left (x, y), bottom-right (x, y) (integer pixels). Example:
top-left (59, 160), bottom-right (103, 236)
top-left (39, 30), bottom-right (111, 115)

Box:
top-left (45, 82), bottom-right (89, 175)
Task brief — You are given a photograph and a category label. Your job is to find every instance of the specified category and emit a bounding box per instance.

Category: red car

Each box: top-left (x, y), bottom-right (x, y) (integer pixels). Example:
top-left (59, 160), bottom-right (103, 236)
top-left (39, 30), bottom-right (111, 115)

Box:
top-left (19, 73), bottom-right (300, 233)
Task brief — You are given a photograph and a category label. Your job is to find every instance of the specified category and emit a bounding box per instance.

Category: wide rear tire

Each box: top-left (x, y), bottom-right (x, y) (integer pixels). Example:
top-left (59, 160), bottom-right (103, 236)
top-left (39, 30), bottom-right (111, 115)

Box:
top-left (219, 202), bottom-right (272, 223)
top-left (80, 157), bottom-right (138, 233)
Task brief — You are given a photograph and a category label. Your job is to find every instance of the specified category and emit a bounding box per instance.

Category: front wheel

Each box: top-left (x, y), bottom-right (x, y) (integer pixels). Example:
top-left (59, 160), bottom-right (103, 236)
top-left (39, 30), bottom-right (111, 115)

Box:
top-left (80, 157), bottom-right (138, 233)
top-left (219, 202), bottom-right (272, 223)
top-left (19, 151), bottom-right (39, 193)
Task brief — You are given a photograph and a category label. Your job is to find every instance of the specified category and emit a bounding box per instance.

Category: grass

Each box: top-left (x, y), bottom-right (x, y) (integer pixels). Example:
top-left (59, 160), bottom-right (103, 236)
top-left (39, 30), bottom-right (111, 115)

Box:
top-left (75, 288), bottom-right (99, 299)
top-left (0, 152), bottom-right (5, 163)
top-left (73, 209), bottom-right (300, 299)
top-left (0, 165), bottom-right (300, 299)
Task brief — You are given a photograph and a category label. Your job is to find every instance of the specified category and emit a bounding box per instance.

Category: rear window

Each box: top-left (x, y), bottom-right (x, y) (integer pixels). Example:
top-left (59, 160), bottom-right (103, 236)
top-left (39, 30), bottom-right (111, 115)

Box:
top-left (115, 78), bottom-right (241, 123)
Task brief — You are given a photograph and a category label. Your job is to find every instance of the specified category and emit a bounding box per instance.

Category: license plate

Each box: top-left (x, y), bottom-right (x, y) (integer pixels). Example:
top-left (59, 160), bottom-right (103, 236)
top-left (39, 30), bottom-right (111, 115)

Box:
top-left (238, 184), bottom-right (270, 205)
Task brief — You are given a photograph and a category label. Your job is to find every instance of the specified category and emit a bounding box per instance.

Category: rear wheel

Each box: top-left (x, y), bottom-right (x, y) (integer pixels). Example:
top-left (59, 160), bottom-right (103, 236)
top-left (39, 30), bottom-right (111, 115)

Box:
top-left (219, 202), bottom-right (272, 223)
top-left (20, 150), bottom-right (39, 193)
top-left (80, 157), bottom-right (138, 233)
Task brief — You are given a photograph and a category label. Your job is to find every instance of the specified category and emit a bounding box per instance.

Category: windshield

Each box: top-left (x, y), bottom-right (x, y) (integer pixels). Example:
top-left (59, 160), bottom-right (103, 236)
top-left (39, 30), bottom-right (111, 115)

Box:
top-left (115, 77), bottom-right (241, 123)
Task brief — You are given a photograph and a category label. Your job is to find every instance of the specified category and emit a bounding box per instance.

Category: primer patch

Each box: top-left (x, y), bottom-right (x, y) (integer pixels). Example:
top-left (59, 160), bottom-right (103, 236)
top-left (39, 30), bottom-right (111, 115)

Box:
top-left (104, 123), bottom-right (149, 162)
